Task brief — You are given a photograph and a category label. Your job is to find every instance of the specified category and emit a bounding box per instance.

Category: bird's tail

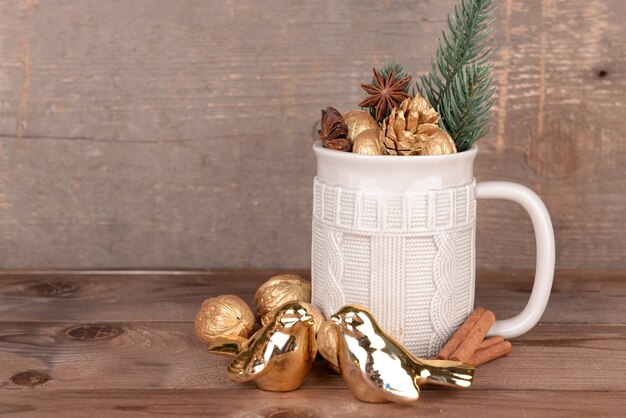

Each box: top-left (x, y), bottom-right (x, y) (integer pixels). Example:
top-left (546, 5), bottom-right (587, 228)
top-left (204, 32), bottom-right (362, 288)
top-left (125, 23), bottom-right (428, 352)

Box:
top-left (413, 359), bottom-right (474, 388)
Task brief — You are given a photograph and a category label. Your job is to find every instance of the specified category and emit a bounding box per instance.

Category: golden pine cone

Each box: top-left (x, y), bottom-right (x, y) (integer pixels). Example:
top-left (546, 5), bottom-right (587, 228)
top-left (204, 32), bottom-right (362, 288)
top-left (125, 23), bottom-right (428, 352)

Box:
top-left (380, 95), bottom-right (456, 156)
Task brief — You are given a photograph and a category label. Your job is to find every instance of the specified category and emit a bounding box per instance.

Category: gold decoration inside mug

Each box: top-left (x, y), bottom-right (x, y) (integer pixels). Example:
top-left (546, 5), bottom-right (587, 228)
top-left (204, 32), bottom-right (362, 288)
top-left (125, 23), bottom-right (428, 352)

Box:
top-left (352, 128), bottom-right (384, 155)
top-left (380, 94), bottom-right (456, 156)
top-left (254, 274), bottom-right (311, 323)
top-left (227, 301), bottom-right (317, 392)
top-left (415, 123), bottom-right (457, 156)
top-left (194, 295), bottom-right (254, 345)
top-left (331, 305), bottom-right (474, 403)
top-left (343, 110), bottom-right (379, 142)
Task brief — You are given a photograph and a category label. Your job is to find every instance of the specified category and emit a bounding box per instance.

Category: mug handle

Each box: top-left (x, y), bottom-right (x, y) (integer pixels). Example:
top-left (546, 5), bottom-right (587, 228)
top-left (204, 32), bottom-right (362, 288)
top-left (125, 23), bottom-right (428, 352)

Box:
top-left (475, 181), bottom-right (555, 338)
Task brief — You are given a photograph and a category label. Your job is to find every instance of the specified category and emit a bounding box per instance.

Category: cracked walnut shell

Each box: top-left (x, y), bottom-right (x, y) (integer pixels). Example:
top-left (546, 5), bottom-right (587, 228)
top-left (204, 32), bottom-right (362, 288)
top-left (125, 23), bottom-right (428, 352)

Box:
top-left (254, 274), bottom-right (311, 322)
top-left (194, 295), bottom-right (255, 345)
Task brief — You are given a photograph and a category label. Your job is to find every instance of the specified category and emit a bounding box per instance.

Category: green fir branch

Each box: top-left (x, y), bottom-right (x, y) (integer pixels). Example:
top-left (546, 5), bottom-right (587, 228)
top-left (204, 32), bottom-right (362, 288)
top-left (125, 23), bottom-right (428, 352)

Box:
top-left (419, 0), bottom-right (497, 150)
top-left (378, 63), bottom-right (408, 81)
top-left (440, 64), bottom-right (496, 151)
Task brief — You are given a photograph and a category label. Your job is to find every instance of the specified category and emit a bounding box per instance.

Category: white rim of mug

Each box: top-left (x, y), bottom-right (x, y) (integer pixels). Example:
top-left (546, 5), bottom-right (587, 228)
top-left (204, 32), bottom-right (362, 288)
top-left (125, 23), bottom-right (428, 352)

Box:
top-left (312, 141), bottom-right (478, 161)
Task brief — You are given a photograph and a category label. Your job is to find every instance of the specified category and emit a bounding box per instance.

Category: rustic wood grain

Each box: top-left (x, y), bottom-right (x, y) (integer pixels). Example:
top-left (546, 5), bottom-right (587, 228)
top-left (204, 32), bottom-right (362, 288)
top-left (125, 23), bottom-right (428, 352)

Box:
top-left (1, 270), bottom-right (625, 416)
top-left (0, 0), bottom-right (624, 270)
top-left (1, 390), bottom-right (625, 418)
top-left (1, 271), bottom-right (624, 325)
top-left (1, 321), bottom-right (624, 392)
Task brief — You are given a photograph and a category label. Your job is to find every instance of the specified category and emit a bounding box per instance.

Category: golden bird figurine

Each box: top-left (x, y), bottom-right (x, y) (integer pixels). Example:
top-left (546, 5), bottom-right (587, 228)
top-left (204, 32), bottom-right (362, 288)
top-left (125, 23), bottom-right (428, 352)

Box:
top-left (207, 335), bottom-right (247, 356)
top-left (331, 305), bottom-right (474, 403)
top-left (227, 301), bottom-right (317, 392)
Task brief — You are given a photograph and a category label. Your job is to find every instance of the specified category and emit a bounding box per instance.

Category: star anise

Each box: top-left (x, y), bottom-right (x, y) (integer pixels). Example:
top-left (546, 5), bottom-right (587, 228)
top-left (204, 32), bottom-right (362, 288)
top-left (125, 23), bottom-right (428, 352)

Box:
top-left (359, 68), bottom-right (412, 122)
top-left (317, 107), bottom-right (352, 151)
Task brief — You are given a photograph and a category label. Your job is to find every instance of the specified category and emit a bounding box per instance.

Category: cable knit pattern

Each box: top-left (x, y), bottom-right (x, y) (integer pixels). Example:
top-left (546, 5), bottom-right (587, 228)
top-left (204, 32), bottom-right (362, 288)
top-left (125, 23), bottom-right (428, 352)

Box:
top-left (311, 177), bottom-right (477, 357)
top-left (429, 232), bottom-right (459, 355)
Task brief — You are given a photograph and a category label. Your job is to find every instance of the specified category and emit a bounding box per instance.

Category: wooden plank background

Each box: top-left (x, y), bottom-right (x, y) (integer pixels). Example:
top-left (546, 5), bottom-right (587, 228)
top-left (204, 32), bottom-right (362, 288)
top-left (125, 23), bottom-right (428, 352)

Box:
top-left (0, 0), bottom-right (624, 270)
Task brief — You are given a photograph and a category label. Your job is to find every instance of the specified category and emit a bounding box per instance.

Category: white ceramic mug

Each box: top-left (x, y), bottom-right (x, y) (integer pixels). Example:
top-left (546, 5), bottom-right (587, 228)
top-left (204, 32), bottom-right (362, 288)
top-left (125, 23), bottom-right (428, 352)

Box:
top-left (311, 142), bottom-right (555, 357)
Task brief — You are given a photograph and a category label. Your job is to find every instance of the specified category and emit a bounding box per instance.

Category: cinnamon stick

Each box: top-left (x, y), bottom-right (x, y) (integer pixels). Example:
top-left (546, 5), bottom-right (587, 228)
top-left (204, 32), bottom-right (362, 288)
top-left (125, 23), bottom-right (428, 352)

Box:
top-left (468, 340), bottom-right (513, 366)
top-left (477, 335), bottom-right (504, 350)
top-left (449, 309), bottom-right (496, 362)
top-left (436, 307), bottom-right (486, 360)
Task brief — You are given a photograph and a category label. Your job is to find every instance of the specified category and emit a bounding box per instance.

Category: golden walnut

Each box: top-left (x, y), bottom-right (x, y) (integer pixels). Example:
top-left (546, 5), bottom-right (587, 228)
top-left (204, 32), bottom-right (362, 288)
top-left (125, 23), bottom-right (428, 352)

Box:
top-left (254, 274), bottom-right (311, 322)
top-left (352, 128), bottom-right (383, 155)
top-left (194, 295), bottom-right (255, 345)
top-left (343, 110), bottom-right (380, 142)
top-left (418, 124), bottom-right (457, 155)
top-left (317, 320), bottom-right (340, 373)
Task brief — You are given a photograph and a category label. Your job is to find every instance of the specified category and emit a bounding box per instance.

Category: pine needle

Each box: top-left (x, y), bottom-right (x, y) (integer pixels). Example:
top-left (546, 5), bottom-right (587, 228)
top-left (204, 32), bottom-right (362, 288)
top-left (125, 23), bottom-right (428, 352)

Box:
top-left (440, 64), bottom-right (497, 151)
top-left (419, 0), bottom-right (497, 151)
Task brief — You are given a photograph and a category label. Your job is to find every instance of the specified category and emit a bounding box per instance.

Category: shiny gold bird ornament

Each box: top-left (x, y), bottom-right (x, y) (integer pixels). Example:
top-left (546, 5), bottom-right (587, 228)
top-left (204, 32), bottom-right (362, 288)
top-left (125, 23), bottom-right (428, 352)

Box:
top-left (227, 302), bottom-right (317, 392)
top-left (254, 274), bottom-right (311, 324)
top-left (206, 335), bottom-right (248, 356)
top-left (331, 305), bottom-right (474, 403)
top-left (261, 301), bottom-right (325, 335)
top-left (194, 295), bottom-right (255, 346)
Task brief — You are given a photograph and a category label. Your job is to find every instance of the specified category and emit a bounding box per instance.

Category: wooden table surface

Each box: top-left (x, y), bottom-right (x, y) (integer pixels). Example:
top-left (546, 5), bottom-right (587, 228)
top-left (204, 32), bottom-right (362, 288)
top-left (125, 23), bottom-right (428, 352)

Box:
top-left (0, 270), bottom-right (625, 417)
